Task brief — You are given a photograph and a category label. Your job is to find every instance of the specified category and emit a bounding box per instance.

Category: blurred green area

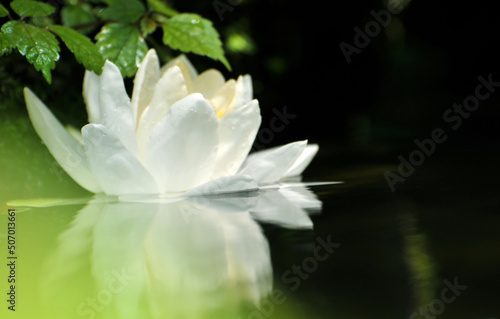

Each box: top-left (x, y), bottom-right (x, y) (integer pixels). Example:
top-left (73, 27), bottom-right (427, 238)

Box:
top-left (0, 112), bottom-right (90, 209)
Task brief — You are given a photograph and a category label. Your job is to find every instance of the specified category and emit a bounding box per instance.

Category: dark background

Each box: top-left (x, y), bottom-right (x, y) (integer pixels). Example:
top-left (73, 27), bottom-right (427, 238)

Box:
top-left (182, 0), bottom-right (500, 162)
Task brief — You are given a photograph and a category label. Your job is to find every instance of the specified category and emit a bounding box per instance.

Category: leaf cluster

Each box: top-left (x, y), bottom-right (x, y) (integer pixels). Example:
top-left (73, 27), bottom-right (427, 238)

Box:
top-left (0, 0), bottom-right (230, 83)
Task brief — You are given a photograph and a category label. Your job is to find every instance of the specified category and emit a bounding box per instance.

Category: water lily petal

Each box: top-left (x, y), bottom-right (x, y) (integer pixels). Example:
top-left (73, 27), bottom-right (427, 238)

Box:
top-left (211, 100), bottom-right (261, 179)
top-left (130, 49), bottom-right (160, 126)
top-left (237, 140), bottom-right (307, 185)
top-left (160, 54), bottom-right (197, 93)
top-left (210, 79), bottom-right (236, 117)
top-left (136, 65), bottom-right (188, 157)
top-left (282, 144), bottom-right (319, 178)
top-left (99, 60), bottom-right (138, 156)
top-left (82, 70), bottom-right (101, 123)
top-left (232, 75), bottom-right (253, 109)
top-left (143, 94), bottom-right (219, 193)
top-left (150, 66), bottom-right (188, 109)
top-left (192, 69), bottom-right (225, 99)
top-left (24, 88), bottom-right (102, 193)
top-left (185, 189), bottom-right (259, 214)
top-left (65, 124), bottom-right (84, 145)
top-left (184, 175), bottom-right (258, 197)
top-left (82, 124), bottom-right (158, 195)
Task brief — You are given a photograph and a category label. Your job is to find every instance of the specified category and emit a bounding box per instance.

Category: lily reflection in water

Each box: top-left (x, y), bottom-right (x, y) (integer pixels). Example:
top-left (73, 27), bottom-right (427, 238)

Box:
top-left (28, 185), bottom-right (323, 319)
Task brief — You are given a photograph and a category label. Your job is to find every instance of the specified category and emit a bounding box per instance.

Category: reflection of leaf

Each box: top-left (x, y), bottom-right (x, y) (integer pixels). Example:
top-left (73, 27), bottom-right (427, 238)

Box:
top-left (2, 21), bottom-right (60, 83)
top-left (95, 23), bottom-right (148, 77)
top-left (61, 4), bottom-right (97, 34)
top-left (98, 0), bottom-right (146, 23)
top-left (10, 0), bottom-right (55, 18)
top-left (147, 0), bottom-right (178, 17)
top-left (48, 25), bottom-right (104, 74)
top-left (162, 13), bottom-right (230, 70)
top-left (0, 4), bottom-right (9, 17)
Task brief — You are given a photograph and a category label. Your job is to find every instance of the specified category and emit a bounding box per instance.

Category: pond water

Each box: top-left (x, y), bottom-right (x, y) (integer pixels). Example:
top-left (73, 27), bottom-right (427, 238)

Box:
top-left (1, 116), bottom-right (499, 319)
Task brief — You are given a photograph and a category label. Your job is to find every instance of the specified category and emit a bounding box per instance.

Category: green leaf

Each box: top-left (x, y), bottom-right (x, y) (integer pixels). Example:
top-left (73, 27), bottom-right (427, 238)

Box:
top-left (95, 23), bottom-right (148, 77)
top-left (98, 0), bottom-right (146, 23)
top-left (30, 16), bottom-right (54, 28)
top-left (147, 0), bottom-right (178, 17)
top-left (2, 21), bottom-right (60, 83)
top-left (161, 13), bottom-right (230, 70)
top-left (10, 0), bottom-right (55, 18)
top-left (61, 4), bottom-right (97, 34)
top-left (48, 25), bottom-right (105, 74)
top-left (1, 21), bottom-right (17, 35)
top-left (0, 33), bottom-right (14, 56)
top-left (0, 4), bottom-right (9, 17)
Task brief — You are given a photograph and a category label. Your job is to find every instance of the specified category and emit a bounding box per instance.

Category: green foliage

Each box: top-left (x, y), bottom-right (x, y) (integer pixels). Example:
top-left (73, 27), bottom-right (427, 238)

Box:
top-left (48, 25), bottom-right (104, 74)
top-left (10, 0), bottom-right (55, 18)
top-left (162, 14), bottom-right (231, 70)
top-left (60, 4), bottom-right (97, 34)
top-left (147, 0), bottom-right (178, 17)
top-left (96, 23), bottom-right (148, 77)
top-left (0, 33), bottom-right (14, 56)
top-left (98, 0), bottom-right (146, 23)
top-left (0, 0), bottom-right (230, 84)
top-left (2, 21), bottom-right (60, 83)
top-left (0, 4), bottom-right (9, 18)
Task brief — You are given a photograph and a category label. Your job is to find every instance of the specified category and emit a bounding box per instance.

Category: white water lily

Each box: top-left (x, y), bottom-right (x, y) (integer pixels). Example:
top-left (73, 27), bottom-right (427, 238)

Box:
top-left (24, 49), bottom-right (319, 196)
